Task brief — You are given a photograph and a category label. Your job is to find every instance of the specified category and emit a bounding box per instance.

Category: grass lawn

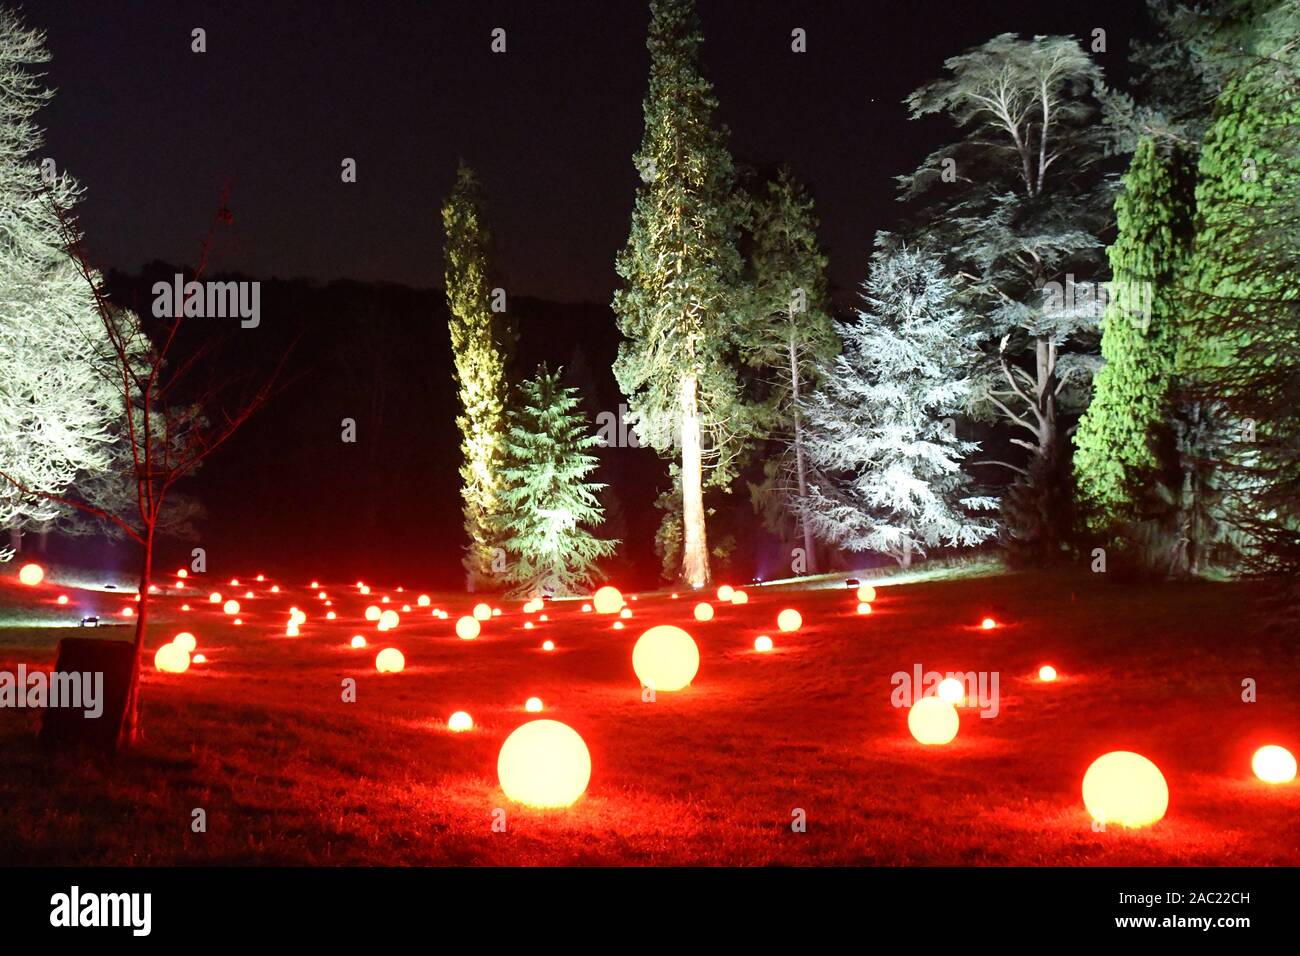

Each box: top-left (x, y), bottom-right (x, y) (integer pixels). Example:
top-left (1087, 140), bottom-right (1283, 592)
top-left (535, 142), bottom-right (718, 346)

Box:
top-left (0, 565), bottom-right (1296, 865)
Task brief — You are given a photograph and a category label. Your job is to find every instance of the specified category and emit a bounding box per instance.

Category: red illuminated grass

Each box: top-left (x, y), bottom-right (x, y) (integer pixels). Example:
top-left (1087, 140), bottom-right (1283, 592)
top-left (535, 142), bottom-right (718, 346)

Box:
top-left (0, 569), bottom-right (1296, 864)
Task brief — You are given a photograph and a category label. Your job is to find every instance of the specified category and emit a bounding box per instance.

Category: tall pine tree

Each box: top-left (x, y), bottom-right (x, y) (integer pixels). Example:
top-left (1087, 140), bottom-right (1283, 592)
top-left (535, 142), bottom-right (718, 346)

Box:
top-left (442, 162), bottom-right (509, 590)
top-left (745, 165), bottom-right (839, 573)
top-left (613, 0), bottom-right (751, 588)
top-left (1073, 138), bottom-right (1198, 534)
top-left (498, 366), bottom-right (616, 597)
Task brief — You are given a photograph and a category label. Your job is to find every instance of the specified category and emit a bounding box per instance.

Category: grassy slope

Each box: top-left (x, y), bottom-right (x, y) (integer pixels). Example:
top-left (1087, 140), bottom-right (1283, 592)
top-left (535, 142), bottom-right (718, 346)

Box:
top-left (0, 566), bottom-right (1296, 865)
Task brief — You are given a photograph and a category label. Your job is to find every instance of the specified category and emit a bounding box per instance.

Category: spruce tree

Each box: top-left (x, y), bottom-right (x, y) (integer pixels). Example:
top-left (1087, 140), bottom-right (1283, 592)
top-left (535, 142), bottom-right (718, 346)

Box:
top-left (745, 165), bottom-right (839, 573)
top-left (498, 366), bottom-right (617, 597)
top-left (442, 162), bottom-right (510, 590)
top-left (613, 0), bottom-right (750, 588)
top-left (1073, 138), bottom-right (1198, 532)
top-left (800, 244), bottom-right (998, 566)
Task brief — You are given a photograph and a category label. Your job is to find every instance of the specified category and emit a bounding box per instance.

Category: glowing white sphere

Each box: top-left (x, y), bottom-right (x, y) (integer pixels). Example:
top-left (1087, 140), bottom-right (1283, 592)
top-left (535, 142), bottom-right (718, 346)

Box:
top-left (1252, 745), bottom-right (1297, 784)
top-left (350, 635), bottom-right (366, 648)
top-left (581, 603), bottom-right (592, 612)
top-left (937, 677), bottom-right (965, 704)
top-left (632, 624), bottom-right (700, 692)
top-left (192, 653), bottom-right (206, 664)
top-left (17, 563), bottom-right (44, 586)
top-left (981, 617), bottom-right (997, 630)
top-left (856, 602), bottom-right (872, 615)
top-left (378, 609), bottom-right (399, 631)
top-left (222, 599), bottom-right (240, 615)
top-left (472, 602), bottom-right (492, 621)
top-left (154, 643), bottom-right (191, 674)
top-left (364, 605), bottom-right (381, 622)
top-left (525, 696), bottom-right (543, 713)
top-left (448, 711), bottom-right (473, 732)
top-left (524, 621), bottom-right (535, 630)
top-left (593, 586), bottom-right (623, 615)
top-left (693, 602), bottom-right (714, 622)
top-left (417, 594), bottom-right (431, 607)
top-left (730, 589), bottom-right (748, 605)
top-left (171, 632), bottom-right (197, 654)
top-left (1039, 665), bottom-right (1058, 682)
top-left (908, 696), bottom-right (959, 745)
top-left (1082, 751), bottom-right (1169, 828)
top-left (375, 647), bottom-right (405, 674)
top-left (777, 608), bottom-right (802, 632)
top-left (715, 585), bottom-right (734, 602)
top-left (542, 640), bottom-right (555, 651)
top-left (619, 607), bottom-right (632, 619)
top-left (456, 615), bottom-right (481, 640)
top-left (754, 635), bottom-right (773, 652)
top-left (497, 720), bottom-right (591, 808)
top-left (856, 585), bottom-right (876, 603)
top-left (209, 592), bottom-right (221, 604)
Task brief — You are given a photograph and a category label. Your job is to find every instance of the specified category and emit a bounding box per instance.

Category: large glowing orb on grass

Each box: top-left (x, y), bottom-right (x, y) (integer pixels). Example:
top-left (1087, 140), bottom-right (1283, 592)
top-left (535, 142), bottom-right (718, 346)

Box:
top-left (378, 609), bottom-right (399, 631)
top-left (172, 632), bottom-right (197, 653)
top-left (18, 563), bottom-right (44, 586)
top-left (350, 635), bottom-right (367, 648)
top-left (693, 602), bottom-right (714, 622)
top-left (777, 608), bottom-right (802, 632)
top-left (937, 677), bottom-right (965, 705)
top-left (448, 711), bottom-right (473, 732)
top-left (1082, 751), bottom-right (1168, 828)
top-left (632, 624), bottom-right (699, 692)
top-left (593, 586), bottom-right (623, 614)
top-left (456, 615), bottom-right (481, 640)
top-left (222, 599), bottom-right (240, 615)
top-left (154, 643), bottom-right (191, 674)
top-left (375, 648), bottom-right (405, 674)
top-left (1038, 665), bottom-right (1058, 682)
top-left (730, 589), bottom-right (748, 605)
top-left (497, 719), bottom-right (591, 808)
top-left (1252, 745), bottom-right (1297, 784)
top-left (364, 605), bottom-right (381, 622)
top-left (716, 584), bottom-right (734, 602)
top-left (472, 602), bottom-right (492, 622)
top-left (856, 585), bottom-right (876, 603)
top-left (754, 635), bottom-right (773, 652)
top-left (907, 696), bottom-right (959, 745)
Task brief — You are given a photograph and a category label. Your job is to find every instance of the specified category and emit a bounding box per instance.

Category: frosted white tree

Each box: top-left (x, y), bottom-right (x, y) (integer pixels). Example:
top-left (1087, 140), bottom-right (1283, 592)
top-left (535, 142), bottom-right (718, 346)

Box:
top-left (0, 8), bottom-right (121, 554)
top-left (799, 242), bottom-right (998, 566)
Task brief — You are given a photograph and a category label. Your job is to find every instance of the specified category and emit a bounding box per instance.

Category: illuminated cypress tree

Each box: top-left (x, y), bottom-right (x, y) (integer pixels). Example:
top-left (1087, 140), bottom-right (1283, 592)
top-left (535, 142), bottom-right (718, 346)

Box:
top-left (613, 0), bottom-right (751, 588)
top-left (498, 366), bottom-right (616, 597)
top-left (1073, 138), bottom-right (1197, 532)
top-left (442, 161), bottom-right (510, 590)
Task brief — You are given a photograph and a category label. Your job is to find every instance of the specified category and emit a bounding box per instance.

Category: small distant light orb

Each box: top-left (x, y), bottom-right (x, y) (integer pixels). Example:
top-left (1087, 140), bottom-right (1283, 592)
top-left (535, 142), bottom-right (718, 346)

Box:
top-left (619, 607), bottom-right (632, 619)
top-left (289, 608), bottom-right (307, 626)
top-left (56, 595), bottom-right (69, 605)
top-left (172, 632), bottom-right (197, 653)
top-left (381, 595), bottom-right (390, 604)
top-left (524, 621), bottom-right (535, 631)
top-left (539, 613), bottom-right (548, 622)
top-left (525, 696), bottom-right (543, 713)
top-left (350, 635), bottom-right (366, 648)
top-left (270, 585), bottom-right (280, 593)
top-left (233, 618), bottom-right (243, 626)
top-left (857, 585), bottom-right (876, 603)
top-left (286, 624), bottom-right (300, 637)
top-left (181, 604), bottom-right (190, 611)
top-left (716, 584), bottom-right (735, 602)
top-left (473, 602), bottom-right (492, 621)
top-left (857, 602), bottom-right (872, 615)
top-left (632, 624), bottom-right (700, 692)
top-left (121, 607), bottom-right (134, 618)
top-left (1252, 745), bottom-right (1297, 784)
top-left (177, 569), bottom-right (188, 579)
top-left (693, 602), bottom-right (714, 622)
top-left (256, 574), bottom-right (264, 582)
top-left (364, 605), bottom-right (381, 621)
top-left (777, 609), bottom-right (802, 632)
top-left (542, 640), bottom-right (555, 651)
top-left (448, 711), bottom-right (473, 732)
top-left (981, 617), bottom-right (997, 630)
top-left (209, 592), bottom-right (221, 604)
top-left (310, 580), bottom-right (319, 589)
top-left (754, 635), bottom-right (774, 652)
top-left (359, 584), bottom-right (370, 595)
top-left (497, 719), bottom-right (591, 808)
top-left (375, 647), bottom-right (405, 674)
top-left (730, 589), bottom-right (748, 605)
top-left (593, 586), bottom-right (624, 615)
top-left (230, 578), bottom-right (239, 586)
top-left (456, 615), bottom-right (481, 640)
top-left (417, 594), bottom-right (431, 607)
top-left (581, 604), bottom-right (592, 612)
top-left (937, 677), bottom-right (965, 704)
top-left (613, 621), bottom-right (625, 630)
top-left (243, 590), bottom-right (254, 599)
top-left (154, 643), bottom-right (190, 674)
top-left (378, 609), bottom-right (400, 630)
top-left (1039, 665), bottom-right (1058, 682)
top-left (317, 590), bottom-right (327, 600)
top-left (326, 611), bottom-right (337, 620)
top-left (222, 599), bottom-right (240, 615)
top-left (670, 593), bottom-right (679, 600)
top-left (192, 653), bottom-right (207, 664)
top-left (173, 580), bottom-right (183, 589)
top-left (492, 607), bottom-right (502, 617)
top-left (1082, 751), bottom-right (1168, 828)
top-left (908, 696), bottom-right (959, 745)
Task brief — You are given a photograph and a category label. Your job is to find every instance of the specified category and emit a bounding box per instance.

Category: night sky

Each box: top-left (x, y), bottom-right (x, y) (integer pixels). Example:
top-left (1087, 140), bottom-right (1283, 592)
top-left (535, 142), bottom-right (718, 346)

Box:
top-left (33, 0), bottom-right (1150, 304)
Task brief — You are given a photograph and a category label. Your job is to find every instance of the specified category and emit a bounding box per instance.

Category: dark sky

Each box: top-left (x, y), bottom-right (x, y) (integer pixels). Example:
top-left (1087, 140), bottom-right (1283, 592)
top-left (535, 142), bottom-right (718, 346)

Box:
top-left (30, 0), bottom-right (1151, 304)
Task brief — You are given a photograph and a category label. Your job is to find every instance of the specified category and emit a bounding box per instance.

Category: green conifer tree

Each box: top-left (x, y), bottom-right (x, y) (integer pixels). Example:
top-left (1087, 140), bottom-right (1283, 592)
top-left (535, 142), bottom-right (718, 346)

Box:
top-left (499, 366), bottom-right (617, 597)
top-left (442, 162), bottom-right (509, 590)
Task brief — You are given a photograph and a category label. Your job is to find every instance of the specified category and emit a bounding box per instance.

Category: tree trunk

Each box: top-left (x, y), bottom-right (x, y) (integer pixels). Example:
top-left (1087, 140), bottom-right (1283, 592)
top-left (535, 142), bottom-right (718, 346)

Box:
top-left (36, 527), bottom-right (49, 552)
top-left (679, 372), bottom-right (710, 588)
top-left (8, 528), bottom-right (20, 553)
top-left (117, 532), bottom-right (153, 750)
top-left (789, 335), bottom-right (816, 575)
